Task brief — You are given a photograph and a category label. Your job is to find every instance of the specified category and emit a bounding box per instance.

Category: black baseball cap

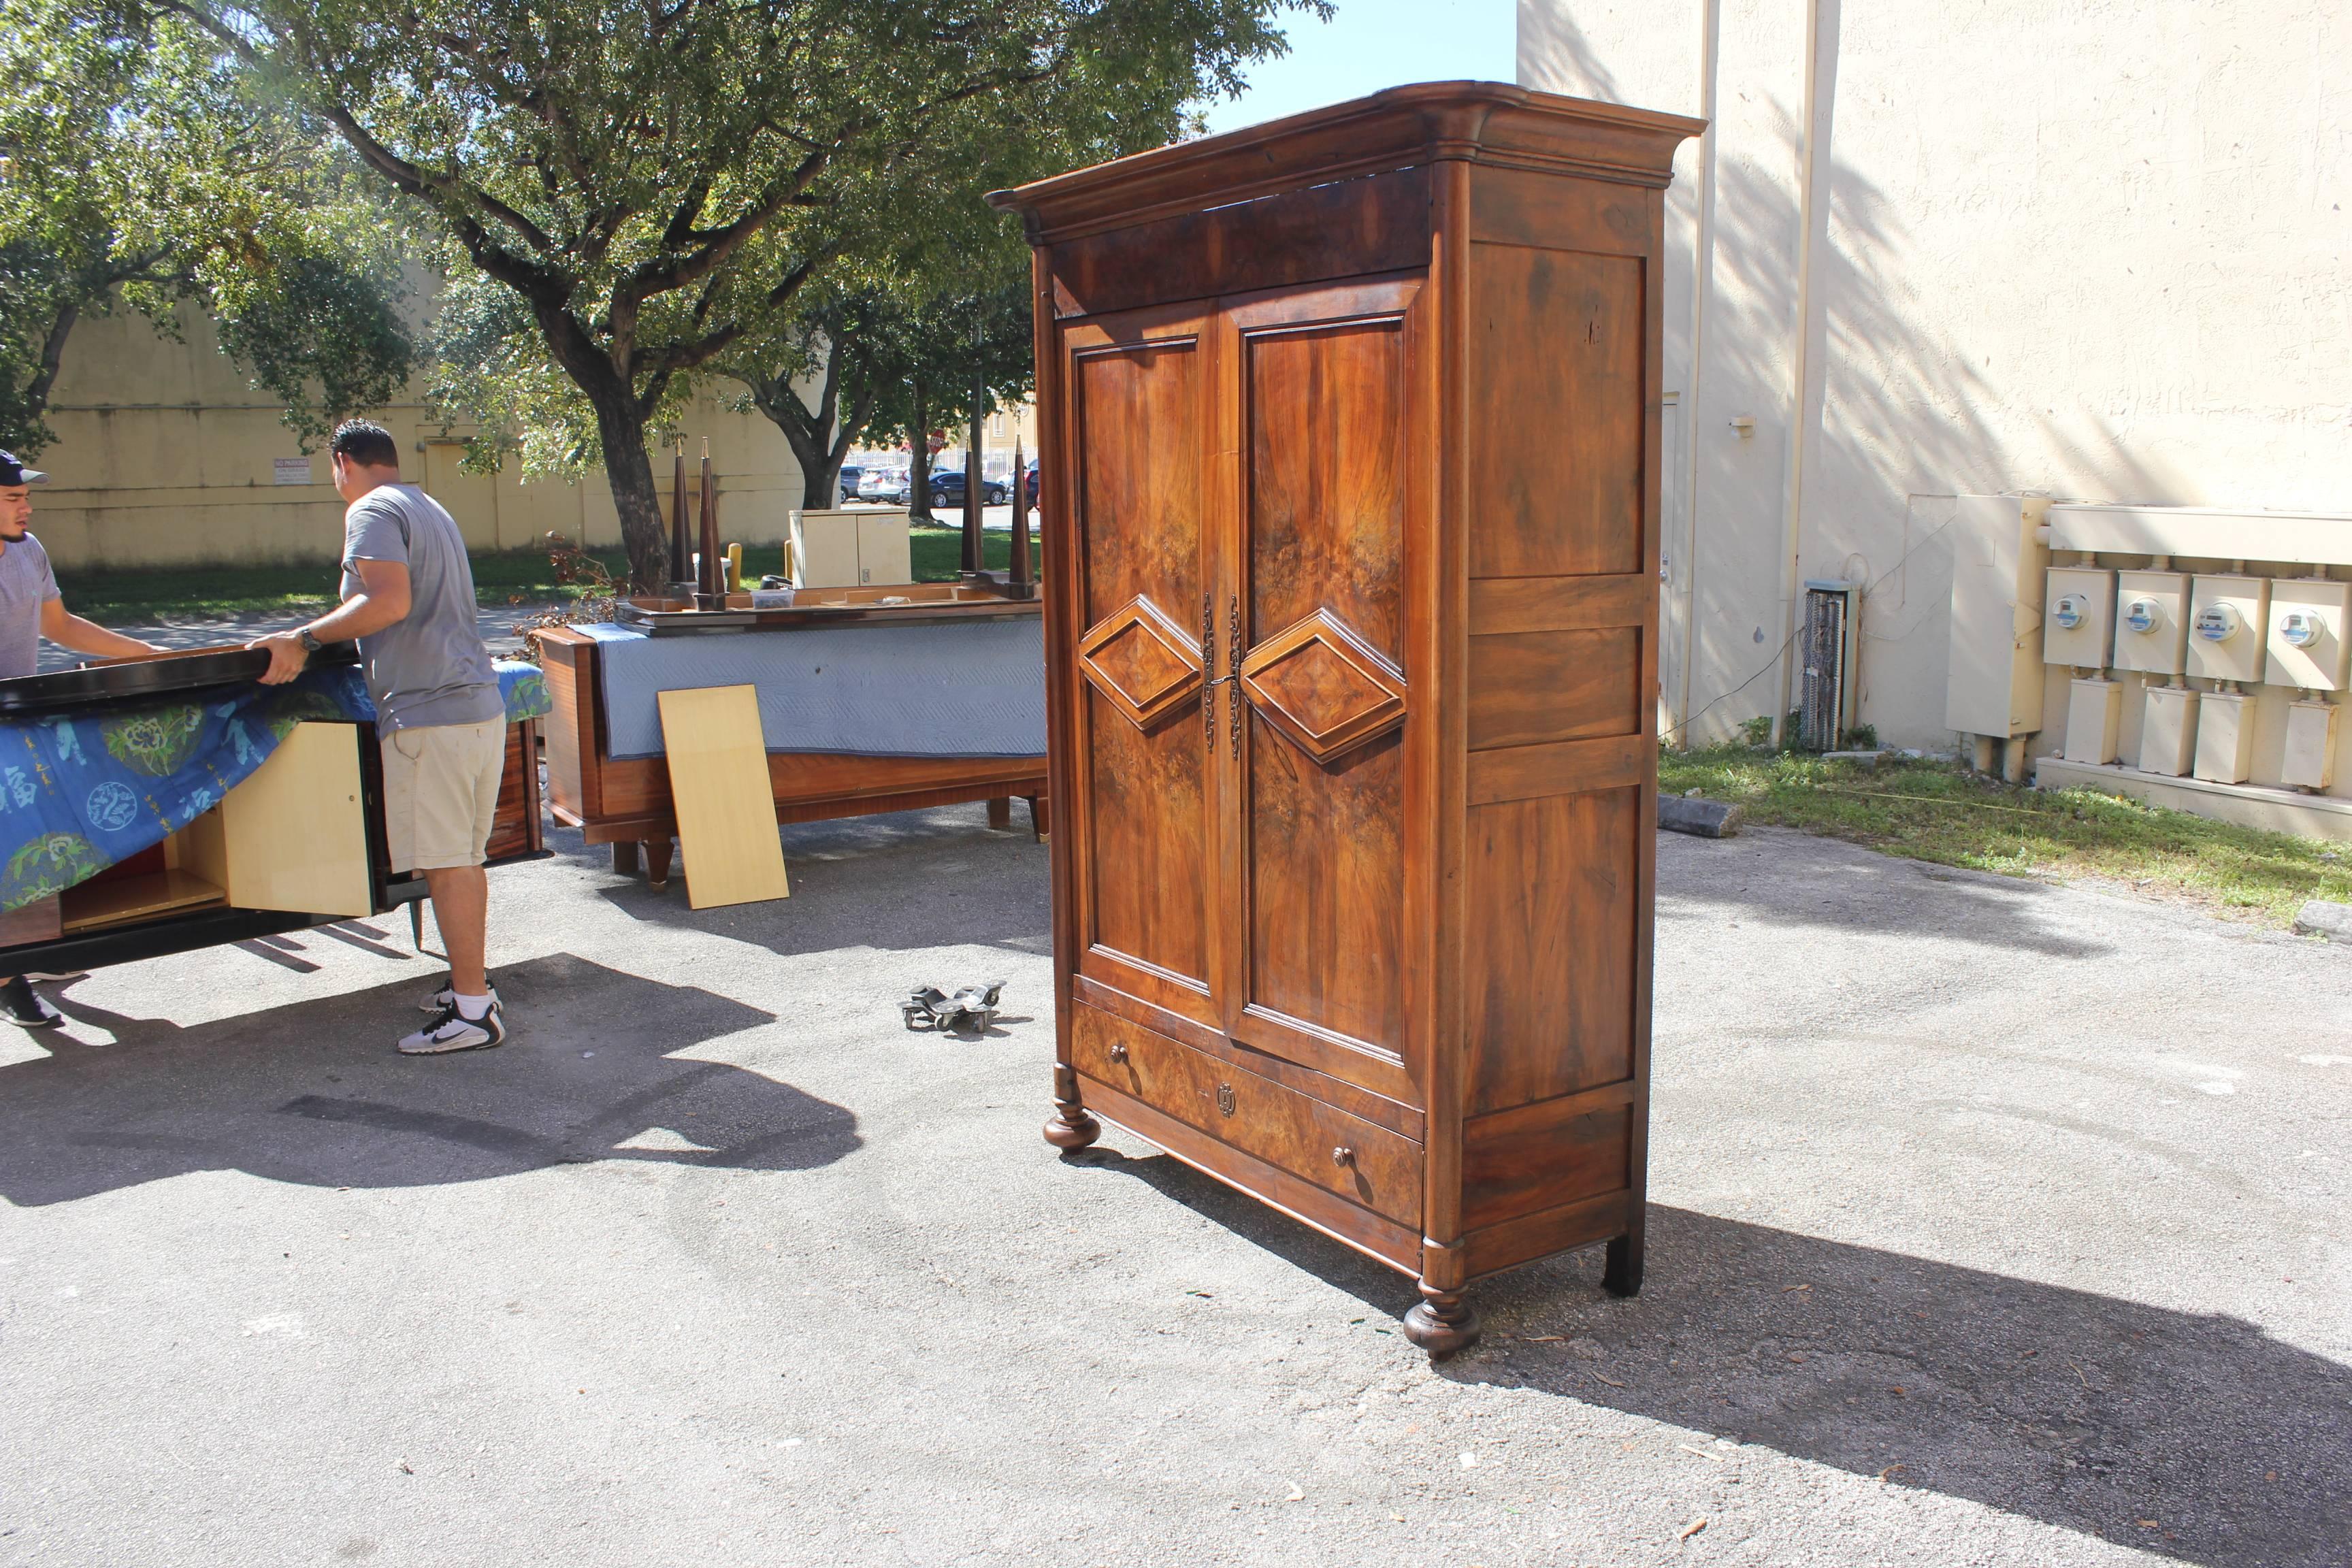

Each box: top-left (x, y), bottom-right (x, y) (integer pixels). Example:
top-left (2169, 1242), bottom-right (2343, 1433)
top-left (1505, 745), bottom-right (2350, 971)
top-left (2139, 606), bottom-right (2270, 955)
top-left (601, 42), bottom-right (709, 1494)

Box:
top-left (0, 451), bottom-right (46, 487)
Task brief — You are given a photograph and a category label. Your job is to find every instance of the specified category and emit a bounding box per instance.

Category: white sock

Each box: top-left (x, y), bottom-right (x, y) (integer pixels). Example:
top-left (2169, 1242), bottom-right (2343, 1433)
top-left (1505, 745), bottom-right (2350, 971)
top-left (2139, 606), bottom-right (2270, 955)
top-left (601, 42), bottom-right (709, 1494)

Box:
top-left (453, 992), bottom-right (493, 1021)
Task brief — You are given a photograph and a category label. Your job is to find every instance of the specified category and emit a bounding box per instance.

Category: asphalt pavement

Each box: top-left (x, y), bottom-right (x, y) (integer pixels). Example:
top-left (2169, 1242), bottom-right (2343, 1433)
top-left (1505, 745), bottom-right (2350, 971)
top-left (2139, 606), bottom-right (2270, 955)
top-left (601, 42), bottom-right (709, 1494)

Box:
top-left (1, 814), bottom-right (2345, 1567)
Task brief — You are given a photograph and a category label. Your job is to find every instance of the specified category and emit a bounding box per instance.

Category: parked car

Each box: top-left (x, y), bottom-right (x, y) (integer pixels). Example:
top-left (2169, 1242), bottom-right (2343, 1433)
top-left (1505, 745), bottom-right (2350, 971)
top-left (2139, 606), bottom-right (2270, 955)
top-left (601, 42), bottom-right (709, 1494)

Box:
top-left (1024, 461), bottom-right (1039, 508)
top-left (835, 462), bottom-right (866, 503)
top-left (928, 469), bottom-right (1009, 508)
top-left (860, 467), bottom-right (910, 503)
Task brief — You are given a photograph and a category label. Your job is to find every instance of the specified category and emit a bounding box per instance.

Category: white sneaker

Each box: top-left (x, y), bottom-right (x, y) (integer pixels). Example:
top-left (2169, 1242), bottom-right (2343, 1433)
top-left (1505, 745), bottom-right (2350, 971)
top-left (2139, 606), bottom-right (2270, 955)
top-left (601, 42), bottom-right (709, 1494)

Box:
top-left (419, 979), bottom-right (501, 1013)
top-left (398, 1001), bottom-right (507, 1056)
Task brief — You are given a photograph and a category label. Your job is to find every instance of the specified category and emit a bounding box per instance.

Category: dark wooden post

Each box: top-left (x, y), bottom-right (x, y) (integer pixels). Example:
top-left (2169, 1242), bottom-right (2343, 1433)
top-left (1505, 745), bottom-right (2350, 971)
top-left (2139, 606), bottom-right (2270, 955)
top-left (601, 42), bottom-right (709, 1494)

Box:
top-left (1010, 437), bottom-right (1033, 593)
top-left (696, 440), bottom-right (723, 609)
top-left (962, 368), bottom-right (985, 575)
top-left (669, 446), bottom-right (689, 587)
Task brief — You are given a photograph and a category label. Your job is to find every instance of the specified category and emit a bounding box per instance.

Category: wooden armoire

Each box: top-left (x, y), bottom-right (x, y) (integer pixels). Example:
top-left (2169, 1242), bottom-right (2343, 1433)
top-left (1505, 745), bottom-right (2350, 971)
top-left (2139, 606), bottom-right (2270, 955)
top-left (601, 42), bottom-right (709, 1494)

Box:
top-left (990, 83), bottom-right (1700, 1356)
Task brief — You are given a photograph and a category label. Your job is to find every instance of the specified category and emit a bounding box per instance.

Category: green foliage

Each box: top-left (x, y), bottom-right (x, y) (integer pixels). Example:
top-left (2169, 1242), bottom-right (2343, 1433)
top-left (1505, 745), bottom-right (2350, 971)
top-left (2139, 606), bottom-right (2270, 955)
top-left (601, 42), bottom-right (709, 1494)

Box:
top-left (173, 0), bottom-right (1324, 585)
top-left (0, 0), bottom-right (413, 452)
top-left (1658, 745), bottom-right (2352, 927)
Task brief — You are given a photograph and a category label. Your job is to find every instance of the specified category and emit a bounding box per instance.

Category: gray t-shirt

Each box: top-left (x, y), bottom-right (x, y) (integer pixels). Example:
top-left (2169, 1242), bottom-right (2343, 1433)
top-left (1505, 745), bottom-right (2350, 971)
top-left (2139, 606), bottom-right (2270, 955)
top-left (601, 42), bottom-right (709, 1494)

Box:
top-left (341, 483), bottom-right (502, 733)
top-left (0, 532), bottom-right (63, 681)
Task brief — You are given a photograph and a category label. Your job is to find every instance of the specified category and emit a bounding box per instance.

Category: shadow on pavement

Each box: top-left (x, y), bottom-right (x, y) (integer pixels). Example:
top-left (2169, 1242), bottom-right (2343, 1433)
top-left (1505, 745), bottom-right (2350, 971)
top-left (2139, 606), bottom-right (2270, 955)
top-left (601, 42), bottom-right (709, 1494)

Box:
top-left (1067, 1152), bottom-right (2349, 1568)
top-left (1657, 832), bottom-right (2114, 960)
top-left (0, 953), bottom-right (857, 1207)
top-left (578, 805), bottom-right (1051, 962)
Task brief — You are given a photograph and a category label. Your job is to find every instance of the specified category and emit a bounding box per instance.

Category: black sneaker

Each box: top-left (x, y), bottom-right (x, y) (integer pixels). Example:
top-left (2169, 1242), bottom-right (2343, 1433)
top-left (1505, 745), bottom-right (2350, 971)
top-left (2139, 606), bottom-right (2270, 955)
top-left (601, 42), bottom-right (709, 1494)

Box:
top-left (397, 1001), bottom-right (506, 1056)
top-left (1, 977), bottom-right (63, 1029)
top-left (417, 979), bottom-right (500, 1014)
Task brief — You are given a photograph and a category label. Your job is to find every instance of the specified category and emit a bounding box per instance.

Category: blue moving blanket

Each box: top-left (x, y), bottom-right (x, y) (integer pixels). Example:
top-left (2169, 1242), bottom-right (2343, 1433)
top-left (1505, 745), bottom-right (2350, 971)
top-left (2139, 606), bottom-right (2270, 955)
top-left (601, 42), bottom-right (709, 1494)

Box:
top-left (0, 662), bottom-right (551, 912)
top-left (577, 620), bottom-right (1048, 762)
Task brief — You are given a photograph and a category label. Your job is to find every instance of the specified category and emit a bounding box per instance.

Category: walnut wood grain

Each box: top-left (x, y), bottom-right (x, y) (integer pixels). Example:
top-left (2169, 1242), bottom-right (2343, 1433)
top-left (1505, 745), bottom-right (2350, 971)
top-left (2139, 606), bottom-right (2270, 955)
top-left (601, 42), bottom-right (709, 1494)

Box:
top-left (1072, 1004), bottom-right (1422, 1228)
top-left (998, 84), bottom-right (1693, 1350)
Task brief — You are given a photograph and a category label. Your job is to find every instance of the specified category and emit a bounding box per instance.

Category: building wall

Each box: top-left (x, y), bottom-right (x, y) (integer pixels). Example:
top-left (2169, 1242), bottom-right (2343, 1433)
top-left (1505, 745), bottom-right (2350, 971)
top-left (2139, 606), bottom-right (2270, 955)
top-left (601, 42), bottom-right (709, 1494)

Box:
top-left (1520, 0), bottom-right (2352, 749)
top-left (30, 301), bottom-right (809, 572)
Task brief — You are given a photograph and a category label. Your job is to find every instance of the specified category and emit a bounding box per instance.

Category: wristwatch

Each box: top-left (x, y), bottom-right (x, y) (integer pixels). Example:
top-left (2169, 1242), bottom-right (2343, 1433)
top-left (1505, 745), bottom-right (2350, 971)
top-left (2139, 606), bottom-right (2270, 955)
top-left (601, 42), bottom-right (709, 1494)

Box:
top-left (295, 627), bottom-right (323, 654)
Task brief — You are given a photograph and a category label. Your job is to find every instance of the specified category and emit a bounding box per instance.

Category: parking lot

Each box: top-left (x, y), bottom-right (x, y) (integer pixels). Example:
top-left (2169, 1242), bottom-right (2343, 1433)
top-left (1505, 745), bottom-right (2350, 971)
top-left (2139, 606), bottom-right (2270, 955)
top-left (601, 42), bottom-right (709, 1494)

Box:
top-left (2, 811), bottom-right (2346, 1567)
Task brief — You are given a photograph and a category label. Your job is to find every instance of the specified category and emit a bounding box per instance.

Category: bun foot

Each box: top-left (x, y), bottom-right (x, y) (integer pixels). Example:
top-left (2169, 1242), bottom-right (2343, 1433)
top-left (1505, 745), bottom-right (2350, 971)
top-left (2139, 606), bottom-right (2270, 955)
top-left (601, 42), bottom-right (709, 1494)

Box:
top-left (1043, 1105), bottom-right (1101, 1150)
top-left (1401, 1284), bottom-right (1481, 1358)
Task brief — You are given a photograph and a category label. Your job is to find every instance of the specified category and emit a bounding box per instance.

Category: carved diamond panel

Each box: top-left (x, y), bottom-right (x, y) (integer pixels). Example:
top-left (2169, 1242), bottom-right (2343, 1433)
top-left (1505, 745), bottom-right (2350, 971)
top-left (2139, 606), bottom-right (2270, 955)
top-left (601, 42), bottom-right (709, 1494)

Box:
top-left (1079, 594), bottom-right (1205, 729)
top-left (1239, 608), bottom-right (1407, 763)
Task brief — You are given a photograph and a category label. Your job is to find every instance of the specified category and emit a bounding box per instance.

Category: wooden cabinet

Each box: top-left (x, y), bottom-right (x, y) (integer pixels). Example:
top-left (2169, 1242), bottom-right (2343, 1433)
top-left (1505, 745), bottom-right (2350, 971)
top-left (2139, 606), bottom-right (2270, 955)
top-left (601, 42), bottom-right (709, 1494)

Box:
top-left (993, 83), bottom-right (1699, 1356)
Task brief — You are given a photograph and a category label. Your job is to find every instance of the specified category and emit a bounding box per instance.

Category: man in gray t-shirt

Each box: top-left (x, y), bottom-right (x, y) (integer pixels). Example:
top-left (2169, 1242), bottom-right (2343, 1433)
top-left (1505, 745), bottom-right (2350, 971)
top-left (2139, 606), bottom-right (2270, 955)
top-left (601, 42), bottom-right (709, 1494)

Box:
top-left (0, 448), bottom-right (163, 1030)
top-left (250, 421), bottom-right (511, 1057)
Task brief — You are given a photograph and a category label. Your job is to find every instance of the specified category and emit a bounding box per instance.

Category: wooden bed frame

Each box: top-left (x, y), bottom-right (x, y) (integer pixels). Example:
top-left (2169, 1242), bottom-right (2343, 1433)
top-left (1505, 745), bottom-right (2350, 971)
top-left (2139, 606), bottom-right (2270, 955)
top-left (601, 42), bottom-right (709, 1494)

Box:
top-left (532, 625), bottom-right (1048, 885)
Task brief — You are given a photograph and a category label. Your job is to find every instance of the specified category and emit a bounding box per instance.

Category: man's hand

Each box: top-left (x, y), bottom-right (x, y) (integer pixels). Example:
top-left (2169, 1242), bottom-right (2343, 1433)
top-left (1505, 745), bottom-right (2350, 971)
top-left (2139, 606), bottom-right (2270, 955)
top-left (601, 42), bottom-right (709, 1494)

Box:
top-left (250, 631), bottom-right (310, 685)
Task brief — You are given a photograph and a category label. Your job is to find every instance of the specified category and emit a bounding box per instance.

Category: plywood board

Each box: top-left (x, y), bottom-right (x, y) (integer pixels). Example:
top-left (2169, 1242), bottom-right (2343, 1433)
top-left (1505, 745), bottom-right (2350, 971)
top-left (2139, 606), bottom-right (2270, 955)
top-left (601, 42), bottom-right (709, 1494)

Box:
top-left (60, 869), bottom-right (224, 932)
top-left (657, 685), bottom-right (790, 909)
top-left (191, 721), bottom-right (373, 917)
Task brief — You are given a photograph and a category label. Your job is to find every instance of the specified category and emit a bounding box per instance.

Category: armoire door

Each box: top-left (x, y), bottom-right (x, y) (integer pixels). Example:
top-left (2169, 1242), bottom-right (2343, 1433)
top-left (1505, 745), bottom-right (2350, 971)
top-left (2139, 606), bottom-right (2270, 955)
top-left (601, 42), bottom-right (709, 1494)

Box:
top-left (1058, 305), bottom-right (1224, 1031)
top-left (1215, 276), bottom-right (1425, 1103)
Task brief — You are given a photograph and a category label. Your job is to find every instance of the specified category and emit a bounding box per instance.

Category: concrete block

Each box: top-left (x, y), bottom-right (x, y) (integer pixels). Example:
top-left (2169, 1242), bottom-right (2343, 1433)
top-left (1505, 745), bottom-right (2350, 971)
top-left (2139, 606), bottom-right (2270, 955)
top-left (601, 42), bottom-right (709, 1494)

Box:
top-left (1659, 794), bottom-right (1745, 838)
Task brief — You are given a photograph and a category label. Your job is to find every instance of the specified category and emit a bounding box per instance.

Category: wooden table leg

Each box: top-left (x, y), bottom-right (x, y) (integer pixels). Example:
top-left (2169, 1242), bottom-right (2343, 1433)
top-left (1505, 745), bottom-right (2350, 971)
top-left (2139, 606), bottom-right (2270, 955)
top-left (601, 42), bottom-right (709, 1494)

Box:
top-left (611, 840), bottom-right (642, 876)
top-left (645, 837), bottom-right (675, 888)
top-left (1025, 795), bottom-right (1049, 842)
top-left (986, 796), bottom-right (1013, 832)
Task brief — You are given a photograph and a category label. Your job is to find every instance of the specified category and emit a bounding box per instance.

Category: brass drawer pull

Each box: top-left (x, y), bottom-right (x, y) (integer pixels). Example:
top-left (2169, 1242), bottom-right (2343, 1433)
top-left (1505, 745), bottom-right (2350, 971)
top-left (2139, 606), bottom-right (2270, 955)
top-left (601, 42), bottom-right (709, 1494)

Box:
top-left (1332, 1145), bottom-right (1355, 1168)
top-left (1215, 1081), bottom-right (1236, 1116)
top-left (1108, 1041), bottom-right (1129, 1064)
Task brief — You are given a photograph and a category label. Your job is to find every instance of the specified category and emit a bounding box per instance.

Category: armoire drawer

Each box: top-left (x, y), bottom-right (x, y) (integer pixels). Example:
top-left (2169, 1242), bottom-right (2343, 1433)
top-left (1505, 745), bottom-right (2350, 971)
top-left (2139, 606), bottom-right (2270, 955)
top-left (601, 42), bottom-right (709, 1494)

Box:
top-left (1071, 1004), bottom-right (1423, 1228)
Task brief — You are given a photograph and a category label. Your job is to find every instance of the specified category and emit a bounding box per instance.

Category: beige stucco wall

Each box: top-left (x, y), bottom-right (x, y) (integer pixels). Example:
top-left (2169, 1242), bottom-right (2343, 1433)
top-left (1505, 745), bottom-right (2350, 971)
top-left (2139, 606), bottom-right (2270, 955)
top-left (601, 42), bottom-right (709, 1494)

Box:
top-left (29, 302), bottom-right (808, 571)
top-left (1520, 0), bottom-right (2352, 750)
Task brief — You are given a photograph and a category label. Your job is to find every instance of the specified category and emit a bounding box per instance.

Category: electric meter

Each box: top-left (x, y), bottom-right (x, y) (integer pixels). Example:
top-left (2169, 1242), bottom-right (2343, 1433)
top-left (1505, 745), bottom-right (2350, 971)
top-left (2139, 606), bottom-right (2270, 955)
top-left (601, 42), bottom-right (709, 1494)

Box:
top-left (2123, 598), bottom-right (2161, 635)
top-left (2053, 594), bottom-right (2088, 630)
top-left (2280, 609), bottom-right (2321, 648)
top-left (2194, 603), bottom-right (2242, 642)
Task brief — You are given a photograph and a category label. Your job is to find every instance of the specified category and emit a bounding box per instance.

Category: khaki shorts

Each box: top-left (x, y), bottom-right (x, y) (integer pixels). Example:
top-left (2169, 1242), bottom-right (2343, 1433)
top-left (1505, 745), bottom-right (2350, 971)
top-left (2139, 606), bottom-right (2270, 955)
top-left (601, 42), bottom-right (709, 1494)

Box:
top-left (381, 719), bottom-right (506, 872)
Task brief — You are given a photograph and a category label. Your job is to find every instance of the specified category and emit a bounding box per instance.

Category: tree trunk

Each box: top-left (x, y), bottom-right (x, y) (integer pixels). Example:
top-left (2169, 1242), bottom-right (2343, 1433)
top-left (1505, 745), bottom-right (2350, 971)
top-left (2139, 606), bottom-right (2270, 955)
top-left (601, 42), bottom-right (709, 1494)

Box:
top-left (589, 395), bottom-right (666, 591)
top-left (906, 376), bottom-right (933, 524)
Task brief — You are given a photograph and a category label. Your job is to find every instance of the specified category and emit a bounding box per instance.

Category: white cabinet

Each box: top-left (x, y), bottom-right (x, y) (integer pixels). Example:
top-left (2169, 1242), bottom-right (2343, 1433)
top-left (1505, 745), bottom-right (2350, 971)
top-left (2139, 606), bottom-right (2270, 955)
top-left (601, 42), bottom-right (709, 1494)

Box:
top-left (2187, 575), bottom-right (2270, 685)
top-left (789, 508), bottom-right (914, 590)
top-left (2113, 571), bottom-right (2191, 677)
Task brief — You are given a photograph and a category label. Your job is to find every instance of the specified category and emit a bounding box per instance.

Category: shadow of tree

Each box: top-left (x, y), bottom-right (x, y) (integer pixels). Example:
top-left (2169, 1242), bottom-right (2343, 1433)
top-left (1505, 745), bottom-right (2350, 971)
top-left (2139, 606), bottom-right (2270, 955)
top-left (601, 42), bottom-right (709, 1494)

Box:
top-left (0, 953), bottom-right (858, 1206)
top-left (1065, 1148), bottom-right (2350, 1567)
top-left (1655, 827), bottom-right (2112, 958)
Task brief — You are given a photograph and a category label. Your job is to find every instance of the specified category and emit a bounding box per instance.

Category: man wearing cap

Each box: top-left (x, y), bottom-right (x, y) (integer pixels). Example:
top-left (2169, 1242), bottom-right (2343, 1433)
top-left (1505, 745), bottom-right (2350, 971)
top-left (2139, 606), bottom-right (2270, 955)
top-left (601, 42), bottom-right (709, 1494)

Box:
top-left (0, 449), bottom-right (165, 1028)
top-left (247, 419), bottom-right (509, 1056)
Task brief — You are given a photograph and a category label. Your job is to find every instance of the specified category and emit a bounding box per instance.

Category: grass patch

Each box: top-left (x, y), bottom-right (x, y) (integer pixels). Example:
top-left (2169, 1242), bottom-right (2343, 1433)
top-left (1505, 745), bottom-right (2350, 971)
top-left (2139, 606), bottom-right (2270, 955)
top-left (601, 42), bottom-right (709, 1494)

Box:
top-left (56, 547), bottom-right (636, 623)
top-left (908, 525), bottom-right (1043, 582)
top-left (59, 530), bottom-right (1039, 621)
top-left (1659, 745), bottom-right (2352, 927)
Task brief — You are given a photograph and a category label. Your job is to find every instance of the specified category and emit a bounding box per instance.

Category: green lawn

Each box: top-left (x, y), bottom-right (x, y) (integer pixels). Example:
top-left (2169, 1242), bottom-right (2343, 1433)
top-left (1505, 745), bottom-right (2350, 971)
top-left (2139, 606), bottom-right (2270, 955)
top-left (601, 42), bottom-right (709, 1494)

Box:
top-left (1659, 745), bottom-right (2352, 928)
top-left (56, 527), bottom-right (1043, 621)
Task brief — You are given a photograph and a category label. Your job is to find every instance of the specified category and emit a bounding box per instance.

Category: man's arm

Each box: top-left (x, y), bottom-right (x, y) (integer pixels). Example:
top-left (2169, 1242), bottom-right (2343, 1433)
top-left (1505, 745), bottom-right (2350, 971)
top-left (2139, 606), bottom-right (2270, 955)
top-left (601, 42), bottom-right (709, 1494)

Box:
top-left (250, 558), bottom-right (412, 685)
top-left (39, 598), bottom-right (162, 659)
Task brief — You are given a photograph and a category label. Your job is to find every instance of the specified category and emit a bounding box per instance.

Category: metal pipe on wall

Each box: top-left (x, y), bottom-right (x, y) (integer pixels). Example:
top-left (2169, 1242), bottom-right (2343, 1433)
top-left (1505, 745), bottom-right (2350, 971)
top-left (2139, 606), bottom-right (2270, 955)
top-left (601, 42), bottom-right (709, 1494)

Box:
top-left (1676, 0), bottom-right (1722, 747)
top-left (1770, 0), bottom-right (1833, 749)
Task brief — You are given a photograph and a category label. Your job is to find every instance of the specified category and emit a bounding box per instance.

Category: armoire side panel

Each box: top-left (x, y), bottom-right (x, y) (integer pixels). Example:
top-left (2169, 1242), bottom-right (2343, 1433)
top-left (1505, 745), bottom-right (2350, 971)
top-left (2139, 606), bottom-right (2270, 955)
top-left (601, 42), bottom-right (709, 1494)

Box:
top-left (1466, 244), bottom-right (1644, 579)
top-left (1465, 627), bottom-right (1643, 751)
top-left (1462, 787), bottom-right (1641, 1116)
top-left (1071, 336), bottom-right (1213, 990)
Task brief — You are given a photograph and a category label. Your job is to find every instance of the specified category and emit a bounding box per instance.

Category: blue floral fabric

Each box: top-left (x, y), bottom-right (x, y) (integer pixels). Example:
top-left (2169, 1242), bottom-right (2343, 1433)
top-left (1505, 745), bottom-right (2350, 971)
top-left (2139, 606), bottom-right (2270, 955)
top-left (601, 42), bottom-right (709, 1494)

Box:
top-left (0, 661), bottom-right (551, 912)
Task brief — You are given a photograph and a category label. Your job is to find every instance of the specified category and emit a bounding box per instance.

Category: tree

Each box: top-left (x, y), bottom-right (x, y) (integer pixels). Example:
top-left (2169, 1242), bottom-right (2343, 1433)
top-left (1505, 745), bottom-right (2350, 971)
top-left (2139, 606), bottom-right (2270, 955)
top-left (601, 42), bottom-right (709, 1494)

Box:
top-left (165, 0), bottom-right (1322, 588)
top-left (0, 0), bottom-right (414, 455)
top-left (722, 276), bottom-right (1034, 516)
